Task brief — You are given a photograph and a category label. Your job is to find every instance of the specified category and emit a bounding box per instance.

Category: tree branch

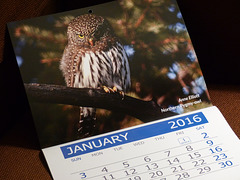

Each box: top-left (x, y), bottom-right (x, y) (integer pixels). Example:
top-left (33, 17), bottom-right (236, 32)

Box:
top-left (24, 83), bottom-right (176, 122)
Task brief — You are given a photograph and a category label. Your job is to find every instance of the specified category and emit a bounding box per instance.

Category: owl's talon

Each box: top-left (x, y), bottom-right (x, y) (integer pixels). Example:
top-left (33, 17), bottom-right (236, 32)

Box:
top-left (113, 86), bottom-right (118, 92)
top-left (119, 91), bottom-right (125, 100)
top-left (102, 86), bottom-right (116, 93)
top-left (103, 86), bottom-right (111, 93)
top-left (102, 86), bottom-right (125, 99)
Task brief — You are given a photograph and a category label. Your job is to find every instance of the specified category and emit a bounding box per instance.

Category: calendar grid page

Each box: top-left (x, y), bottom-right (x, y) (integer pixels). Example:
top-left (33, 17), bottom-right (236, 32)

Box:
top-left (43, 106), bottom-right (240, 179)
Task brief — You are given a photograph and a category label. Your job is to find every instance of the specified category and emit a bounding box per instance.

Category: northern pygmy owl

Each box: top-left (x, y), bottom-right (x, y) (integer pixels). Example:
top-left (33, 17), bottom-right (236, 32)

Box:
top-left (60, 14), bottom-right (131, 137)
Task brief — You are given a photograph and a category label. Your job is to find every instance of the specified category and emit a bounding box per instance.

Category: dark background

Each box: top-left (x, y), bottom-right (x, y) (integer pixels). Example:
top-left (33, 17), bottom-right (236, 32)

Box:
top-left (177, 0), bottom-right (240, 85)
top-left (0, 0), bottom-right (240, 137)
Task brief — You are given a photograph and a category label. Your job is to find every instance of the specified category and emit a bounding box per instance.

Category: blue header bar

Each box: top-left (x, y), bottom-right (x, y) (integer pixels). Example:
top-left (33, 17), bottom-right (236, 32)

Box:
top-left (60, 112), bottom-right (208, 159)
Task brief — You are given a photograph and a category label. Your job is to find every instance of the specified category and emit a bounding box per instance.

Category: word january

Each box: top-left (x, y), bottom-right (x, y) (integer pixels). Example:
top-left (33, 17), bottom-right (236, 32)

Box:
top-left (66, 132), bottom-right (128, 155)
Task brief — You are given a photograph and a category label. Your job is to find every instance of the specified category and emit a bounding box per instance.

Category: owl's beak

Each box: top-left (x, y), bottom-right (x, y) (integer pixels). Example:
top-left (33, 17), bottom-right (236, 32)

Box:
top-left (89, 38), bottom-right (94, 46)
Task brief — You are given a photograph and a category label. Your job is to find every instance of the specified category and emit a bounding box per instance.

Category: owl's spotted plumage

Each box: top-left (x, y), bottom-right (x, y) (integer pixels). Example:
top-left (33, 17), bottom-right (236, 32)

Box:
top-left (60, 14), bottom-right (131, 137)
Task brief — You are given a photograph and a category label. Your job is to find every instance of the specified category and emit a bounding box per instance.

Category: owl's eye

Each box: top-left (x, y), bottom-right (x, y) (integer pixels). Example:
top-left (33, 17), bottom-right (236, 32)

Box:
top-left (78, 34), bottom-right (84, 39)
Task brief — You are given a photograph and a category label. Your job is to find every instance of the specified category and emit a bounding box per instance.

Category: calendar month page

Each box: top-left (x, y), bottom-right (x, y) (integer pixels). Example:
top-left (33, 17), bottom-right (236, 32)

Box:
top-left (7, 0), bottom-right (240, 179)
top-left (43, 106), bottom-right (240, 180)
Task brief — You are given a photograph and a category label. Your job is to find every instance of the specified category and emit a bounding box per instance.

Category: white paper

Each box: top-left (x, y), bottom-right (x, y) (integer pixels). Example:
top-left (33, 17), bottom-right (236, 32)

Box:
top-left (43, 106), bottom-right (240, 180)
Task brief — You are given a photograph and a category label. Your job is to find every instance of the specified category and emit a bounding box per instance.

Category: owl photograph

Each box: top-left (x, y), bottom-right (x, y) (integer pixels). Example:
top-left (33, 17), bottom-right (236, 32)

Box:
top-left (60, 13), bottom-right (131, 137)
top-left (8, 0), bottom-right (211, 148)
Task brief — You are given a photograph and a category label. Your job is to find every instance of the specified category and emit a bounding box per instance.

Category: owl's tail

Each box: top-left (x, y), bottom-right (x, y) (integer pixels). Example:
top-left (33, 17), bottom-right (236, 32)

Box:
top-left (78, 107), bottom-right (96, 138)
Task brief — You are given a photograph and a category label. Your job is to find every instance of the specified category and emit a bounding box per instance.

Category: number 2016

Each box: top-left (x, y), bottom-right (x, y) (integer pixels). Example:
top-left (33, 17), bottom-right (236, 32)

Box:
top-left (168, 115), bottom-right (202, 129)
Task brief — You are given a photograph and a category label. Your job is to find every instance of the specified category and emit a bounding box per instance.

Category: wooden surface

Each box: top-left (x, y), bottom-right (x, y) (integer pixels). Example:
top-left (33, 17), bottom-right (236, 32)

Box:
top-left (208, 85), bottom-right (240, 138)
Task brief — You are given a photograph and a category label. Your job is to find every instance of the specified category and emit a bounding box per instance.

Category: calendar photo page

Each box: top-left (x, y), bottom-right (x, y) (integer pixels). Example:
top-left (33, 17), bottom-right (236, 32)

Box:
top-left (7, 0), bottom-right (240, 179)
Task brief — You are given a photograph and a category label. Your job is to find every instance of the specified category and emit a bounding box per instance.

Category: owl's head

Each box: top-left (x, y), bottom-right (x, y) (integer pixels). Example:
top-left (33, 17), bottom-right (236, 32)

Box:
top-left (67, 14), bottom-right (115, 49)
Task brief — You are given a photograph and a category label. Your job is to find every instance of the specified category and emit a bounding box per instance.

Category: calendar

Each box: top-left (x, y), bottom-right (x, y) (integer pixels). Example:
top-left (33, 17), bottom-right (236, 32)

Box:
top-left (43, 106), bottom-right (240, 180)
top-left (7, 0), bottom-right (240, 179)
